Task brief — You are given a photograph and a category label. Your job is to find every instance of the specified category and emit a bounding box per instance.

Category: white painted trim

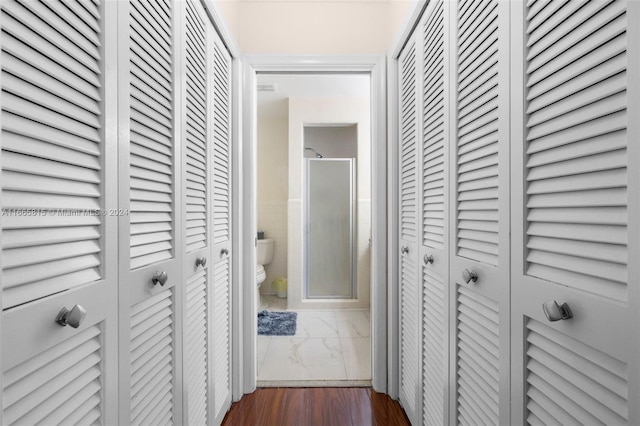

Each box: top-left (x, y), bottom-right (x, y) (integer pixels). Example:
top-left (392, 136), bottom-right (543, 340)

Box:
top-left (386, 54), bottom-right (400, 400)
top-left (240, 55), bottom-right (388, 394)
top-left (231, 57), bottom-right (245, 403)
top-left (390, 0), bottom-right (428, 60)
top-left (369, 55), bottom-right (388, 394)
top-left (201, 0), bottom-right (241, 59)
top-left (238, 60), bottom-right (257, 398)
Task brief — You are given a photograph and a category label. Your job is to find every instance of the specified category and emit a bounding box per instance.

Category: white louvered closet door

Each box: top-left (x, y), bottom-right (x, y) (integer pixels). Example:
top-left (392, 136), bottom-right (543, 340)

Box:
top-left (398, 32), bottom-right (422, 426)
top-left (117, 1), bottom-right (182, 425)
top-left (450, 0), bottom-right (511, 424)
top-left (511, 1), bottom-right (640, 424)
top-left (0, 0), bottom-right (118, 424)
top-left (210, 28), bottom-right (233, 425)
top-left (419, 0), bottom-right (450, 425)
top-left (182, 0), bottom-right (213, 426)
top-left (181, 0), bottom-right (211, 425)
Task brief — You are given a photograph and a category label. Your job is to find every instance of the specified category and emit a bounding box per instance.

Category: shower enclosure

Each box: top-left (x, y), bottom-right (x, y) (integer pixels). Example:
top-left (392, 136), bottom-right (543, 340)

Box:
top-left (304, 158), bottom-right (356, 299)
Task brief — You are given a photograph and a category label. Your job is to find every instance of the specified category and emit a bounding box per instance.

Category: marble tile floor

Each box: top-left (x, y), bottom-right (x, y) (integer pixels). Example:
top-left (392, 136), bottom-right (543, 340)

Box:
top-left (257, 295), bottom-right (371, 385)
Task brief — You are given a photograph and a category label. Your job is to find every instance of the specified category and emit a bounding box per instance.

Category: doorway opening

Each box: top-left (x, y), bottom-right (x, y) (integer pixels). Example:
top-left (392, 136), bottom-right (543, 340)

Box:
top-left (238, 56), bottom-right (387, 396)
top-left (254, 74), bottom-right (371, 385)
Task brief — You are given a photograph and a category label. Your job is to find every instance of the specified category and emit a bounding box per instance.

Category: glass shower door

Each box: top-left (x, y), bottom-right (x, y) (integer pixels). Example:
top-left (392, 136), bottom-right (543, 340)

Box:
top-left (305, 159), bottom-right (355, 299)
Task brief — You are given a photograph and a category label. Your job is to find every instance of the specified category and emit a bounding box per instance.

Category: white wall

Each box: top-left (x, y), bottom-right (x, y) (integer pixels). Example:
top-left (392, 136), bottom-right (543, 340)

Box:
top-left (288, 97), bottom-right (371, 310)
top-left (304, 126), bottom-right (358, 159)
top-left (214, 0), bottom-right (417, 54)
top-left (256, 114), bottom-right (289, 293)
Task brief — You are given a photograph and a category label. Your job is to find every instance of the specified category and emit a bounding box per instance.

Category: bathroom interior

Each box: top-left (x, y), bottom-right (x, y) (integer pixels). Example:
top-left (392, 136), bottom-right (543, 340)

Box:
top-left (255, 74), bottom-right (372, 385)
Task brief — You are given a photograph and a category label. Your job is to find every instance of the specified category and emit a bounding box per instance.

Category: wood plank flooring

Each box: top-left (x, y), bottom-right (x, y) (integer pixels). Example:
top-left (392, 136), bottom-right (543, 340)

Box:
top-left (221, 387), bottom-right (410, 425)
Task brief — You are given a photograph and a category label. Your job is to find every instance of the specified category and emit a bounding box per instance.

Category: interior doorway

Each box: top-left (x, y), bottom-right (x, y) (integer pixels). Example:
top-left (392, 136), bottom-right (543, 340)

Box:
top-left (254, 74), bottom-right (371, 385)
top-left (237, 56), bottom-right (388, 394)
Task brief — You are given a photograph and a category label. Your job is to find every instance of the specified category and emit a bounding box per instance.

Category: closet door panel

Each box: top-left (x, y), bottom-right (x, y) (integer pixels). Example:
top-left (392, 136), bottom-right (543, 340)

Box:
top-left (511, 1), bottom-right (639, 423)
top-left (398, 33), bottom-right (422, 426)
top-left (450, 0), bottom-right (510, 424)
top-left (0, 0), bottom-right (118, 424)
top-left (182, 0), bottom-right (211, 424)
top-left (419, 0), bottom-right (450, 425)
top-left (210, 29), bottom-right (233, 425)
top-left (2, 283), bottom-right (114, 426)
top-left (117, 1), bottom-right (182, 424)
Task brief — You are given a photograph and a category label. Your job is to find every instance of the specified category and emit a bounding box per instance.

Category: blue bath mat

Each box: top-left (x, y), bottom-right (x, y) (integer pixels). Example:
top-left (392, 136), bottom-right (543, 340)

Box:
top-left (257, 310), bottom-right (297, 336)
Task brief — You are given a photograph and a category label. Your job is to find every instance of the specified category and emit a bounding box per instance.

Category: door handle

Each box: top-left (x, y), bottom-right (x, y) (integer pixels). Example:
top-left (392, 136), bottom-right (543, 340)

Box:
top-left (55, 304), bottom-right (87, 328)
top-left (462, 268), bottom-right (478, 284)
top-left (542, 300), bottom-right (573, 322)
top-left (152, 271), bottom-right (168, 286)
top-left (196, 257), bottom-right (207, 268)
top-left (220, 248), bottom-right (229, 257)
top-left (401, 246), bottom-right (409, 255)
top-left (424, 254), bottom-right (434, 265)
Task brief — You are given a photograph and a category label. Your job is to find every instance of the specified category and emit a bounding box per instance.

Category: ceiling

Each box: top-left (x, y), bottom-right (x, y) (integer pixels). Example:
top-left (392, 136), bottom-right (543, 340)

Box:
top-left (257, 74), bottom-right (370, 119)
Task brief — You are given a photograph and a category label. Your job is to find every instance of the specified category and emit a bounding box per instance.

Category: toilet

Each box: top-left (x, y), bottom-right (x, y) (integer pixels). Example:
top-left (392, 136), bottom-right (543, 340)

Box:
top-left (256, 238), bottom-right (274, 310)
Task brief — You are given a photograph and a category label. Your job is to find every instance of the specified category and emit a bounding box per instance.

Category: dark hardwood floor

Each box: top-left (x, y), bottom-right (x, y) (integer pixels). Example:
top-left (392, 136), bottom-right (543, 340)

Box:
top-left (221, 387), bottom-right (411, 426)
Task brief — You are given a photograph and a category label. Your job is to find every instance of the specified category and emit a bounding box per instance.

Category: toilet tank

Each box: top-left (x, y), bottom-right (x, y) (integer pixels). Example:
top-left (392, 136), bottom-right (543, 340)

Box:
top-left (256, 238), bottom-right (274, 265)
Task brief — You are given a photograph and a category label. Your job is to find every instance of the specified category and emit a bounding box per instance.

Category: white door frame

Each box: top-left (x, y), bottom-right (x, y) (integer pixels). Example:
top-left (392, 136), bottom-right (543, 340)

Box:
top-left (238, 55), bottom-right (388, 396)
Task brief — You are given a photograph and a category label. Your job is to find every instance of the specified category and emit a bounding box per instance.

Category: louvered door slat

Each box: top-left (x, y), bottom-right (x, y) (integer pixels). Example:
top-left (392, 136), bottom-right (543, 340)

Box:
top-left (132, 0), bottom-right (171, 35)
top-left (422, 0), bottom-right (446, 251)
top-left (129, 290), bottom-right (174, 426)
top-left (1, 21), bottom-right (98, 88)
top-left (455, 0), bottom-right (500, 266)
top-left (128, 0), bottom-right (174, 270)
top-left (525, 0), bottom-right (628, 301)
top-left (65, 1), bottom-right (100, 32)
top-left (423, 266), bottom-right (445, 426)
top-left (400, 252), bottom-right (418, 416)
top-left (400, 42), bottom-right (417, 242)
top-left (16, 0), bottom-right (100, 59)
top-left (212, 257), bottom-right (231, 419)
top-left (185, 0), bottom-right (208, 253)
top-left (525, 319), bottom-right (628, 425)
top-left (2, 2), bottom-right (100, 74)
top-left (186, 270), bottom-right (208, 426)
top-left (2, 54), bottom-right (99, 114)
top-left (42, 1), bottom-right (101, 46)
top-left (1, 87), bottom-right (101, 140)
top-left (456, 285), bottom-right (499, 425)
top-left (1, 0), bottom-right (103, 309)
top-left (212, 40), bottom-right (231, 247)
top-left (130, 4), bottom-right (171, 57)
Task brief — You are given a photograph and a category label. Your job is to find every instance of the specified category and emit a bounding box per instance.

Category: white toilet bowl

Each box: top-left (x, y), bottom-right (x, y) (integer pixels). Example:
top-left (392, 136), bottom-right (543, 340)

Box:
top-left (256, 265), bottom-right (266, 312)
top-left (257, 264), bottom-right (266, 285)
top-left (256, 239), bottom-right (274, 312)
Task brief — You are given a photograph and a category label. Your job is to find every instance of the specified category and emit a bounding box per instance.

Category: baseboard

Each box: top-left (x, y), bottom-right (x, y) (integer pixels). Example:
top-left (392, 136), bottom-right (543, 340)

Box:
top-left (257, 380), bottom-right (372, 388)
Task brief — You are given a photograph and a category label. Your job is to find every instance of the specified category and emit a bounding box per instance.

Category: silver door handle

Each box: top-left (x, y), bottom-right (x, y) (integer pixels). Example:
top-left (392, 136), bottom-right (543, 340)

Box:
top-left (462, 268), bottom-right (478, 284)
top-left (152, 271), bottom-right (168, 286)
top-left (401, 246), bottom-right (409, 255)
top-left (424, 254), bottom-right (434, 265)
top-left (56, 304), bottom-right (87, 328)
top-left (543, 300), bottom-right (573, 322)
top-left (196, 257), bottom-right (207, 267)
